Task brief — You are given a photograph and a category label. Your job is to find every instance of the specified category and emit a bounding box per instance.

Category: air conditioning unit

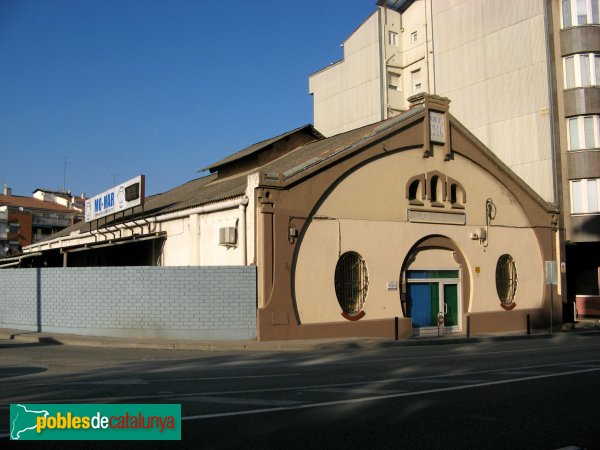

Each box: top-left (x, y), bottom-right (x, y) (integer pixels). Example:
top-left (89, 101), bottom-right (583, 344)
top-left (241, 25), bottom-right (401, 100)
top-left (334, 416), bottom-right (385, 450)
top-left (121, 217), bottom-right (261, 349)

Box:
top-left (219, 227), bottom-right (237, 246)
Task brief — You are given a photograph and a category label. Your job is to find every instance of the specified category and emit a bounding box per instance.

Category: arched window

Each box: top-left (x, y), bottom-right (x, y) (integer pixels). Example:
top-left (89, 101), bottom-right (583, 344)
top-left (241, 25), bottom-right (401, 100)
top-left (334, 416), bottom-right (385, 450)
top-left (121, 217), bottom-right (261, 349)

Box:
top-left (449, 183), bottom-right (465, 208)
top-left (430, 175), bottom-right (443, 206)
top-left (408, 179), bottom-right (424, 206)
top-left (406, 175), bottom-right (425, 206)
top-left (431, 176), bottom-right (439, 202)
top-left (334, 252), bottom-right (368, 316)
top-left (496, 254), bottom-right (517, 307)
top-left (450, 183), bottom-right (458, 204)
top-left (409, 180), bottom-right (420, 200)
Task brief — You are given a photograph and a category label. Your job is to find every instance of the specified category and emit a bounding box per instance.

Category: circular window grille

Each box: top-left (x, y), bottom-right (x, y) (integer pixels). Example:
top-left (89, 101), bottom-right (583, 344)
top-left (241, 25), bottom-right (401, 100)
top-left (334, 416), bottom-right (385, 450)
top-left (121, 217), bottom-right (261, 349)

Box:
top-left (496, 254), bottom-right (517, 305)
top-left (334, 252), bottom-right (368, 316)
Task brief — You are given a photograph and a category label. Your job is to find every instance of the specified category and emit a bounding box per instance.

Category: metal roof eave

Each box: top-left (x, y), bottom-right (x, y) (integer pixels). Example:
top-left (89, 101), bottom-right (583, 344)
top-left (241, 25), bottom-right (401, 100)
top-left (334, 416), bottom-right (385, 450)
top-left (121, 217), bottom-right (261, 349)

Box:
top-left (0, 252), bottom-right (43, 268)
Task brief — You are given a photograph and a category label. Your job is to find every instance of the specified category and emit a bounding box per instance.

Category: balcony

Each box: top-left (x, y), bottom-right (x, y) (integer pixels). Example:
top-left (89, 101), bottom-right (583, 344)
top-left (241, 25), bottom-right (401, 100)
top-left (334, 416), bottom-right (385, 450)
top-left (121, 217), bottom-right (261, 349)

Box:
top-left (32, 216), bottom-right (72, 228)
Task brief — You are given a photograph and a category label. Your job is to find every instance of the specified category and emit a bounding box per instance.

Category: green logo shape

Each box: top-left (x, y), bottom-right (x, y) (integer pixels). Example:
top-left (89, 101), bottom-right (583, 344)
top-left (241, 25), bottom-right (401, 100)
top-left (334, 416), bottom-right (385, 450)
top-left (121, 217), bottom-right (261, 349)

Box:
top-left (10, 404), bottom-right (181, 440)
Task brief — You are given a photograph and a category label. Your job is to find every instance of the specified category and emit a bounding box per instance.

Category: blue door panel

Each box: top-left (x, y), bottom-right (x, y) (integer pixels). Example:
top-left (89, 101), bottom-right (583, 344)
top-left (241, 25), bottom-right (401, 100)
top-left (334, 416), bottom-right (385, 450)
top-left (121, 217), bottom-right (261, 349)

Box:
top-left (407, 283), bottom-right (431, 328)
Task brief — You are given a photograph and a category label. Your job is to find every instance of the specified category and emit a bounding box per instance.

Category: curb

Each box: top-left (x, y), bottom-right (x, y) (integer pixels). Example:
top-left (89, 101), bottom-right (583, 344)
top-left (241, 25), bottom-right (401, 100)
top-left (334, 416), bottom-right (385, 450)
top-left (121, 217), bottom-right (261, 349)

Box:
top-left (2, 327), bottom-right (599, 352)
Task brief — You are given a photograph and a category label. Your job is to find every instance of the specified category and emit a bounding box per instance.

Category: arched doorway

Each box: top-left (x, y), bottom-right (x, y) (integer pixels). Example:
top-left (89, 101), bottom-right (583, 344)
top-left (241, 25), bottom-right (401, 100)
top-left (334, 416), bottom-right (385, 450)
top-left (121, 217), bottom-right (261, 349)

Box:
top-left (400, 236), bottom-right (469, 336)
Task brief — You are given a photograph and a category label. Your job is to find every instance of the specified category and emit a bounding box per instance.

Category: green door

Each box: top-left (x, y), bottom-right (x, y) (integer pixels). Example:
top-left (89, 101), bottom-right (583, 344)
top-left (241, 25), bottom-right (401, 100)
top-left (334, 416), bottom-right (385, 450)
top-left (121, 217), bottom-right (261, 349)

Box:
top-left (443, 284), bottom-right (458, 327)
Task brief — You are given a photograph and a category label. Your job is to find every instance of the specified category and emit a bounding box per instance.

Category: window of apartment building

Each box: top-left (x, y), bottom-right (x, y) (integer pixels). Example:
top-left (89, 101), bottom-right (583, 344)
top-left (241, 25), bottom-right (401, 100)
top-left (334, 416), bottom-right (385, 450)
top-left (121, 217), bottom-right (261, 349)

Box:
top-left (410, 31), bottom-right (418, 43)
top-left (568, 115), bottom-right (600, 150)
top-left (411, 69), bottom-right (422, 93)
top-left (571, 178), bottom-right (600, 213)
top-left (388, 72), bottom-right (401, 91)
top-left (562, 0), bottom-right (600, 28)
top-left (388, 31), bottom-right (398, 47)
top-left (563, 53), bottom-right (600, 88)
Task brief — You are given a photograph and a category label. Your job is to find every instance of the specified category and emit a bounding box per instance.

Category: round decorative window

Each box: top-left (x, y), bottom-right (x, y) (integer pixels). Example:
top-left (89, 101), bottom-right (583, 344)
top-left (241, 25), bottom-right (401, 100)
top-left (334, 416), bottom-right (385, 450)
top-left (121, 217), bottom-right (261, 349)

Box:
top-left (496, 254), bottom-right (517, 309)
top-left (334, 251), bottom-right (368, 318)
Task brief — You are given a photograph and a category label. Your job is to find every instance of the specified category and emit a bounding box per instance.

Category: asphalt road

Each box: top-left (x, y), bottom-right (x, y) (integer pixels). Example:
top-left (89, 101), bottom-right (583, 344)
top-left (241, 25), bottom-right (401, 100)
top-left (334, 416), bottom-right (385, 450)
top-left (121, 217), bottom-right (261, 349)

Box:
top-left (1, 333), bottom-right (600, 449)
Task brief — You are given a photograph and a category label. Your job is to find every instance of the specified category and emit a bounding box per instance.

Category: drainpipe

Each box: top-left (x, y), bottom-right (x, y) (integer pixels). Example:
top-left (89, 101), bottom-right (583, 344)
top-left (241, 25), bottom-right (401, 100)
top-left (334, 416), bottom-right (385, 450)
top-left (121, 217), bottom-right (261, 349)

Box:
top-left (543, 0), bottom-right (566, 319)
top-left (190, 213), bottom-right (201, 265)
top-left (426, 0), bottom-right (436, 94)
top-left (378, 7), bottom-right (385, 121)
top-left (239, 202), bottom-right (247, 265)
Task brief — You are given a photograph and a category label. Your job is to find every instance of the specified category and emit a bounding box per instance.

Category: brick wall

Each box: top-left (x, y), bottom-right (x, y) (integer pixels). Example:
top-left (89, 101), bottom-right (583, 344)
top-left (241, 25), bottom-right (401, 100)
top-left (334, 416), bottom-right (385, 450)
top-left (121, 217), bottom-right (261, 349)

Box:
top-left (0, 266), bottom-right (256, 340)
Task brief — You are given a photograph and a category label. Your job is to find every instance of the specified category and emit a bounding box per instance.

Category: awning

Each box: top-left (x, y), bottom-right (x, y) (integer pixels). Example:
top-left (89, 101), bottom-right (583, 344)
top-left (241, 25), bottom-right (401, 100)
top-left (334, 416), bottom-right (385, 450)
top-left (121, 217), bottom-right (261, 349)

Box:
top-left (58, 232), bottom-right (166, 254)
top-left (0, 252), bottom-right (43, 268)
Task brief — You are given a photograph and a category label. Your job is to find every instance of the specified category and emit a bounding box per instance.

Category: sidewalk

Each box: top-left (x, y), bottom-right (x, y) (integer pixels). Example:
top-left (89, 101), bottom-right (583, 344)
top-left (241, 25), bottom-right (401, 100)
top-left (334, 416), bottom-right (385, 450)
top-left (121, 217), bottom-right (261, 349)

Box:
top-left (1, 321), bottom-right (599, 352)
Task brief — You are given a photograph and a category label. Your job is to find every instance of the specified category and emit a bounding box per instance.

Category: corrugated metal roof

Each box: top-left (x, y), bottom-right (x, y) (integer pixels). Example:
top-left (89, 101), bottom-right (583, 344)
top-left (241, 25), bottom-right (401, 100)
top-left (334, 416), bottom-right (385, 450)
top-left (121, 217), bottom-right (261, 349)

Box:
top-left (261, 107), bottom-right (424, 179)
top-left (46, 173), bottom-right (248, 239)
top-left (200, 124), bottom-right (324, 172)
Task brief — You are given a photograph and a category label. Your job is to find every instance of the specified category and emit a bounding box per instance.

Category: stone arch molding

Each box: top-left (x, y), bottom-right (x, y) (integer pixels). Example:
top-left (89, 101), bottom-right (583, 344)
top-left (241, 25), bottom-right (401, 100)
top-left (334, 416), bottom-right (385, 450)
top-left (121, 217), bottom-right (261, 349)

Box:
top-left (399, 235), bottom-right (470, 319)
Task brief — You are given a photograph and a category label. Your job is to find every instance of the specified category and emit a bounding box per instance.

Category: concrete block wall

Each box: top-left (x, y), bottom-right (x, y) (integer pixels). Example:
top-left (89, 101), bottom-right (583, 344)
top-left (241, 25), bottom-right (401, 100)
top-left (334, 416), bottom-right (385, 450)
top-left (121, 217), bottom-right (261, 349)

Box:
top-left (0, 266), bottom-right (256, 340)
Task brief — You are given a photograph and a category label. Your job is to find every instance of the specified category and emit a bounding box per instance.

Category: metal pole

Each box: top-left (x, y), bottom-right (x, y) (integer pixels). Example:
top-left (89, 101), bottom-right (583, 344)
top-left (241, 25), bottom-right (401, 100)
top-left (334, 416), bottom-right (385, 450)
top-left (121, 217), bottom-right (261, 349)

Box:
top-left (550, 285), bottom-right (553, 334)
top-left (466, 315), bottom-right (470, 338)
top-left (394, 316), bottom-right (399, 341)
top-left (527, 314), bottom-right (531, 336)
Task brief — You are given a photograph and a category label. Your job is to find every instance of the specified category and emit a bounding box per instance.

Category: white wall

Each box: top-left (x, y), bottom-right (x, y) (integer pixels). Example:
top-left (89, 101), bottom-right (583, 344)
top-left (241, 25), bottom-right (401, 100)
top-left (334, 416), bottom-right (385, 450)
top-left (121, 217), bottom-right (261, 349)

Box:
top-left (432, 0), bottom-right (554, 201)
top-left (309, 11), bottom-right (383, 137)
top-left (24, 192), bottom-right (255, 268)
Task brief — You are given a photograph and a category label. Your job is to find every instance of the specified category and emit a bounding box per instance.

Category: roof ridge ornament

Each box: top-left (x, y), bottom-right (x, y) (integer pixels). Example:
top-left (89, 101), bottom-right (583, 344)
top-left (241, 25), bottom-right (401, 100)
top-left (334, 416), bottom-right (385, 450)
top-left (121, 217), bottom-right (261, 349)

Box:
top-left (407, 93), bottom-right (451, 159)
top-left (407, 92), bottom-right (451, 109)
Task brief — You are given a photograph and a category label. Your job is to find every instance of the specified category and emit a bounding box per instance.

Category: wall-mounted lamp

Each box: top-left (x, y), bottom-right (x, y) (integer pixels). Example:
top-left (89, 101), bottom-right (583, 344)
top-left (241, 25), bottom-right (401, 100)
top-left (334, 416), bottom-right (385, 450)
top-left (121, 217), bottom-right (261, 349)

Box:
top-left (289, 227), bottom-right (298, 244)
top-left (470, 228), bottom-right (486, 242)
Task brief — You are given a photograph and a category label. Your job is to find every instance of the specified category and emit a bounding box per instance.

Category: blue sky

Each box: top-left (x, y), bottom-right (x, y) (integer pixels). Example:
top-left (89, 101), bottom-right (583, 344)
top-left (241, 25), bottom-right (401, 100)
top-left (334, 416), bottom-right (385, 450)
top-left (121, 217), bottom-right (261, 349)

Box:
top-left (0, 0), bottom-right (376, 198)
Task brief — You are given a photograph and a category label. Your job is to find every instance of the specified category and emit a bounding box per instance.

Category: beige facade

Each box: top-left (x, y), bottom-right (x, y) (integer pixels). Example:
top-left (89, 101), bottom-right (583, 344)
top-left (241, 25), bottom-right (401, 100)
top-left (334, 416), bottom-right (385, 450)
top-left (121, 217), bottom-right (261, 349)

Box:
top-left (294, 149), bottom-right (545, 326)
top-left (256, 95), bottom-right (559, 340)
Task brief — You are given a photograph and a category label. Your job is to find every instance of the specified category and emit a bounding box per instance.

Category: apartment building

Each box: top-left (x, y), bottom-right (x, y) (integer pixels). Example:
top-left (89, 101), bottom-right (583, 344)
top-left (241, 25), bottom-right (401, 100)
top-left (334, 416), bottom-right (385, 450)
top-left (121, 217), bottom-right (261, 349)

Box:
top-left (308, 0), bottom-right (600, 319)
top-left (0, 186), bottom-right (82, 258)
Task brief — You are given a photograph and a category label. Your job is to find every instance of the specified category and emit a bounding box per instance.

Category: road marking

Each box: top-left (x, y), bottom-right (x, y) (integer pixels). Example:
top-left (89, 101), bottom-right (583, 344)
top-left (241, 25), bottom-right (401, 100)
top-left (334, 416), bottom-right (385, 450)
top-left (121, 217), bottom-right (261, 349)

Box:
top-left (408, 378), bottom-right (488, 385)
top-left (86, 378), bottom-right (148, 385)
top-left (5, 359), bottom-right (600, 404)
top-left (305, 387), bottom-right (406, 395)
top-left (495, 370), bottom-right (551, 376)
top-left (181, 366), bottom-right (600, 421)
top-left (563, 364), bottom-right (600, 369)
top-left (181, 396), bottom-right (305, 407)
top-left (22, 373), bottom-right (302, 387)
top-left (301, 342), bottom-right (600, 366)
top-left (146, 373), bottom-right (301, 382)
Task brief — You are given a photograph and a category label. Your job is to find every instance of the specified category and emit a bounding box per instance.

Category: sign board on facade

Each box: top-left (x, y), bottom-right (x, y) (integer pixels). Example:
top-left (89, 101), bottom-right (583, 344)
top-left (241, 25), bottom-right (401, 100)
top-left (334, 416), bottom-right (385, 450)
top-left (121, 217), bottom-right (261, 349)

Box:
top-left (85, 175), bottom-right (145, 223)
top-left (407, 209), bottom-right (466, 225)
top-left (387, 281), bottom-right (398, 291)
top-left (429, 111), bottom-right (446, 144)
top-left (545, 260), bottom-right (558, 285)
